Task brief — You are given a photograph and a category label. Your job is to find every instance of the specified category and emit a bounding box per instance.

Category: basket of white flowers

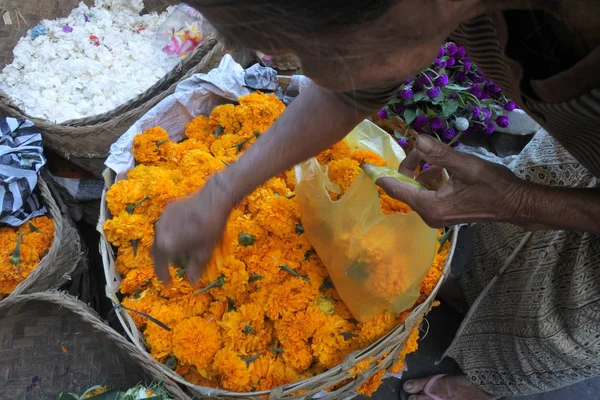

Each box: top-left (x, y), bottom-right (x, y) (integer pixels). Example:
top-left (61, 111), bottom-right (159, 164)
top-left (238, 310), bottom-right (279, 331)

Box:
top-left (0, 0), bottom-right (250, 175)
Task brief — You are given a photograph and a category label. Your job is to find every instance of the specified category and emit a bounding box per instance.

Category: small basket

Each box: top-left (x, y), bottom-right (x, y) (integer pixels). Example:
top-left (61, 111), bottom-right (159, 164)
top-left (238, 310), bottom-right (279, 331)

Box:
top-left (0, 291), bottom-right (191, 399)
top-left (0, 0), bottom-right (250, 175)
top-left (2, 172), bottom-right (82, 301)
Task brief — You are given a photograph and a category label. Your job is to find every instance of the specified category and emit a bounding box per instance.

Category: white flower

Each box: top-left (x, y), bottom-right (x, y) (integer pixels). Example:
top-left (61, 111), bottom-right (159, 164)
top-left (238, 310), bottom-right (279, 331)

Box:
top-left (454, 117), bottom-right (469, 132)
top-left (0, 0), bottom-right (179, 122)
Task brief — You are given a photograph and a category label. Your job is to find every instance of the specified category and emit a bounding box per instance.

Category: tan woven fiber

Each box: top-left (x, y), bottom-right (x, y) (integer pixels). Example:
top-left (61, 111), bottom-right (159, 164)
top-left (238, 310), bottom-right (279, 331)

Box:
top-left (0, 291), bottom-right (192, 399)
top-left (2, 172), bottom-right (82, 302)
top-left (99, 173), bottom-right (459, 399)
top-left (0, 1), bottom-right (250, 175)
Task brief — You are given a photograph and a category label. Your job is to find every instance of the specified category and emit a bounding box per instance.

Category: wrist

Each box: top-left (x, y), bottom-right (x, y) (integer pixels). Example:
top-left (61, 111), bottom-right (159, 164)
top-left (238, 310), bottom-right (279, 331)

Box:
top-left (503, 179), bottom-right (545, 229)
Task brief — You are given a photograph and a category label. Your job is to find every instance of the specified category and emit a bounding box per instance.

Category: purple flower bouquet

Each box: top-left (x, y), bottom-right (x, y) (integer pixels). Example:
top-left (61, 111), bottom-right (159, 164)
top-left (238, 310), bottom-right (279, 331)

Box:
top-left (382, 41), bottom-right (517, 147)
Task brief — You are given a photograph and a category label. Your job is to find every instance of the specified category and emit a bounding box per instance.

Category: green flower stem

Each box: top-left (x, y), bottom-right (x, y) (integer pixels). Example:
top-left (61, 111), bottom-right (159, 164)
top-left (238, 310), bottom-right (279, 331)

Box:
top-left (194, 276), bottom-right (226, 295)
top-left (11, 232), bottom-right (22, 266)
top-left (280, 265), bottom-right (309, 281)
top-left (447, 131), bottom-right (465, 147)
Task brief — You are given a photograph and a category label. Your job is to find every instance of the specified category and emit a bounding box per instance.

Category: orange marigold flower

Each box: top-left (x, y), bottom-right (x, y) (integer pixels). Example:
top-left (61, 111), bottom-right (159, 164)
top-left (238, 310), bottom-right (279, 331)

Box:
top-left (255, 196), bottom-right (300, 238)
top-left (119, 266), bottom-right (154, 295)
top-left (281, 338), bottom-right (313, 372)
top-left (213, 349), bottom-right (251, 392)
top-left (185, 115), bottom-right (217, 146)
top-left (356, 369), bottom-right (386, 397)
top-left (265, 277), bottom-right (317, 320)
top-left (103, 212), bottom-right (154, 248)
top-left (351, 149), bottom-right (387, 167)
top-left (172, 317), bottom-right (222, 376)
top-left (132, 127), bottom-right (177, 165)
top-left (209, 104), bottom-right (243, 136)
top-left (327, 158), bottom-right (361, 194)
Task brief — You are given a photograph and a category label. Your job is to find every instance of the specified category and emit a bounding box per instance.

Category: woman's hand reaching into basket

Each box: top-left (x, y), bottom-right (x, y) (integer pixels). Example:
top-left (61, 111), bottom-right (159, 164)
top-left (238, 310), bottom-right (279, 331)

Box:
top-left (152, 174), bottom-right (237, 284)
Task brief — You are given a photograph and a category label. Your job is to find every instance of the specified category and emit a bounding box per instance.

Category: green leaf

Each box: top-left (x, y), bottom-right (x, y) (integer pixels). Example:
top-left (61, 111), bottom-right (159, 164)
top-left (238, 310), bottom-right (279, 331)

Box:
top-left (319, 278), bottom-right (334, 291)
top-left (445, 84), bottom-right (470, 92)
top-left (227, 298), bottom-right (237, 312)
top-left (243, 354), bottom-right (261, 365)
top-left (426, 108), bottom-right (438, 118)
top-left (131, 239), bottom-right (139, 257)
top-left (85, 390), bottom-right (124, 400)
top-left (295, 224), bottom-right (305, 234)
top-left (431, 92), bottom-right (445, 105)
top-left (28, 222), bottom-right (40, 233)
top-left (214, 125), bottom-right (224, 138)
top-left (442, 99), bottom-right (459, 117)
top-left (164, 355), bottom-right (178, 370)
top-left (243, 324), bottom-right (253, 334)
top-left (155, 140), bottom-right (168, 147)
top-left (248, 273), bottom-right (264, 283)
top-left (57, 393), bottom-right (79, 400)
top-left (413, 91), bottom-right (428, 102)
top-left (402, 108), bottom-right (417, 125)
top-left (341, 332), bottom-right (359, 341)
top-left (270, 344), bottom-right (284, 354)
top-left (345, 261), bottom-right (369, 279)
top-left (304, 249), bottom-right (316, 261)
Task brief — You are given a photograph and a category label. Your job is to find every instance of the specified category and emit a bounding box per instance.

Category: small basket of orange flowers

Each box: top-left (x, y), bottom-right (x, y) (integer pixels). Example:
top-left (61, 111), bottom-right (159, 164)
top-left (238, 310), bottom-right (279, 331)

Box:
top-left (0, 174), bottom-right (82, 302)
top-left (99, 64), bottom-right (458, 399)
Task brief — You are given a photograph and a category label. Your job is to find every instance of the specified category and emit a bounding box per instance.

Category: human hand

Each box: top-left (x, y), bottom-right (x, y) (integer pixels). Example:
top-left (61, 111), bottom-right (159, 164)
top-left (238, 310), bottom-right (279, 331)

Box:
top-left (374, 135), bottom-right (527, 228)
top-left (152, 174), bottom-right (237, 284)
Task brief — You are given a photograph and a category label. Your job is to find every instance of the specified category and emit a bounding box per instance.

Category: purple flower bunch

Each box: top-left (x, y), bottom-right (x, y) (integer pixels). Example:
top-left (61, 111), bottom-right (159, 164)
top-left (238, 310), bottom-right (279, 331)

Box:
top-left (382, 41), bottom-right (517, 146)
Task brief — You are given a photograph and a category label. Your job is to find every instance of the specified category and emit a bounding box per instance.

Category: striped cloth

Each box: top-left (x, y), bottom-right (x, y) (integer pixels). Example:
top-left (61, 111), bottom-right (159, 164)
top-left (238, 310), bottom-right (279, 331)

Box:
top-left (0, 118), bottom-right (47, 226)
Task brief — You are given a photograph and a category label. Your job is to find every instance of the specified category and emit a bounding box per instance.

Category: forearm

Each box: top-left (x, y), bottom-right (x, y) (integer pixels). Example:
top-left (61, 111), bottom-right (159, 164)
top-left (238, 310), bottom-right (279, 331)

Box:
top-left (512, 182), bottom-right (600, 232)
top-left (220, 83), bottom-right (368, 201)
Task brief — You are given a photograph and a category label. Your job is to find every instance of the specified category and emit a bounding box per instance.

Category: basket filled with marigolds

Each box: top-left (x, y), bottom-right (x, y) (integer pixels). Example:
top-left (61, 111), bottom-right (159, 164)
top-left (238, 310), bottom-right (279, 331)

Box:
top-left (100, 92), bottom-right (458, 399)
top-left (0, 176), bottom-right (82, 301)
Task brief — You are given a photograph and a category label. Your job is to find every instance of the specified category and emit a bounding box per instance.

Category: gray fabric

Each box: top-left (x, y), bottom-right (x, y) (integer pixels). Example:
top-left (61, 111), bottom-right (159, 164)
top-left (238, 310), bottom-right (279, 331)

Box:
top-left (448, 130), bottom-right (600, 396)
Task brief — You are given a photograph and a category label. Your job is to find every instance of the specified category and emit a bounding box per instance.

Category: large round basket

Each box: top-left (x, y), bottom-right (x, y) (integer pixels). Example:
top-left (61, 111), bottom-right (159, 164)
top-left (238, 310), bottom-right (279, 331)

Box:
top-left (0, 0), bottom-right (250, 176)
top-left (99, 190), bottom-right (459, 399)
top-left (0, 291), bottom-right (191, 399)
top-left (2, 173), bottom-right (82, 301)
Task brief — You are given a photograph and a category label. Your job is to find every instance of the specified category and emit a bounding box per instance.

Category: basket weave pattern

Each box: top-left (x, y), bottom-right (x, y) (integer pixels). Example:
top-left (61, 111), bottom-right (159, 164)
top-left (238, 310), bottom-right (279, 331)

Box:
top-left (99, 184), bottom-right (458, 399)
top-left (3, 173), bottom-right (82, 300)
top-left (0, 291), bottom-right (191, 399)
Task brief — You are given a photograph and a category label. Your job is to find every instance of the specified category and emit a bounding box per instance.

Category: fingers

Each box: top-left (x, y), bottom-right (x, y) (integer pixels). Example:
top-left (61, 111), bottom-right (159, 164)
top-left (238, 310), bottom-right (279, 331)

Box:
top-left (187, 249), bottom-right (213, 285)
top-left (399, 149), bottom-right (423, 178)
top-left (376, 176), bottom-right (422, 208)
top-left (152, 242), bottom-right (172, 284)
top-left (416, 166), bottom-right (445, 191)
top-left (415, 135), bottom-right (479, 176)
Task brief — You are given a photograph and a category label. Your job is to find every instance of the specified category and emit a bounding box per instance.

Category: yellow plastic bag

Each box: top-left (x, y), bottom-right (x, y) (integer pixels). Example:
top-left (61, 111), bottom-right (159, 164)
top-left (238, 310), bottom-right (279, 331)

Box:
top-left (295, 120), bottom-right (438, 322)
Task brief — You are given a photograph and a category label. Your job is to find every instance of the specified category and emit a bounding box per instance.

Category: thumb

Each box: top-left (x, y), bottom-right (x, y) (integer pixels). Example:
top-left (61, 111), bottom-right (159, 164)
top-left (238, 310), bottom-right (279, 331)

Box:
top-left (416, 135), bottom-right (477, 173)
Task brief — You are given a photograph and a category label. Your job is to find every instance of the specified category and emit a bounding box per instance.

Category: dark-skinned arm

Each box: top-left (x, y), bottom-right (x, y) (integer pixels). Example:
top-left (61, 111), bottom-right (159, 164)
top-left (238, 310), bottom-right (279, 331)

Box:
top-left (153, 83), bottom-right (369, 283)
top-left (220, 83), bottom-right (368, 202)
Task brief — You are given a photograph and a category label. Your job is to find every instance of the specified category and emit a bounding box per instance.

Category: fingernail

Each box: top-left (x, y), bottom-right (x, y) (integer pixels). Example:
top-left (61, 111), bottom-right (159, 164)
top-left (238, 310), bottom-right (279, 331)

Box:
top-left (417, 135), bottom-right (435, 153)
top-left (404, 381), bottom-right (413, 391)
top-left (408, 396), bottom-right (416, 400)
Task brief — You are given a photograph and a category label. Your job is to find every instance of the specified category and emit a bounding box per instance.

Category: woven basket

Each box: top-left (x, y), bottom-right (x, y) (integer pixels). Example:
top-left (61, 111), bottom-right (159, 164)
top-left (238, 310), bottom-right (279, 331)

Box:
top-left (99, 182), bottom-right (459, 399)
top-left (0, 291), bottom-right (191, 399)
top-left (0, 0), bottom-right (250, 175)
top-left (2, 173), bottom-right (82, 300)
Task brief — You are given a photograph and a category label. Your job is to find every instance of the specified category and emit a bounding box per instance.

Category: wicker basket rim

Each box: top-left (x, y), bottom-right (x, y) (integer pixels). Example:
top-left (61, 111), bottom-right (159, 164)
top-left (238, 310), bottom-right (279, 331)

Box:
top-left (99, 180), bottom-right (458, 398)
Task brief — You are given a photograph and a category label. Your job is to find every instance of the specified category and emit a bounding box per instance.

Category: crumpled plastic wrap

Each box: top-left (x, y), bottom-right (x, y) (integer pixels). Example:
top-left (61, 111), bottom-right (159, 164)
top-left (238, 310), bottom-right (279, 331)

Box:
top-left (295, 120), bottom-right (438, 322)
